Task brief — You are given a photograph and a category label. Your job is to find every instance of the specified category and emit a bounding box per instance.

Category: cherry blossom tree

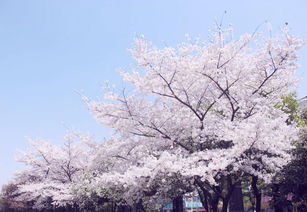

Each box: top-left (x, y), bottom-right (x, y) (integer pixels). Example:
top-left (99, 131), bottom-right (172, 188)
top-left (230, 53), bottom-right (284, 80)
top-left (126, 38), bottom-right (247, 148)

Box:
top-left (13, 132), bottom-right (92, 210)
top-left (86, 27), bottom-right (305, 211)
top-left (74, 137), bottom-right (189, 211)
top-left (10, 27), bottom-right (305, 212)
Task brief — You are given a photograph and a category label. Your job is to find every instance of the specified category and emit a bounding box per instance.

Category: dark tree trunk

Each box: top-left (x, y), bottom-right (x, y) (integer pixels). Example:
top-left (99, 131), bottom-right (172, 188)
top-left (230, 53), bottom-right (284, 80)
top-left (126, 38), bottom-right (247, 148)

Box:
top-left (117, 205), bottom-right (131, 212)
top-left (204, 194), bottom-right (210, 212)
top-left (172, 196), bottom-right (184, 212)
top-left (274, 205), bottom-right (284, 212)
top-left (195, 179), bottom-right (219, 212)
top-left (229, 181), bottom-right (244, 212)
top-left (112, 202), bottom-right (117, 212)
top-left (132, 200), bottom-right (144, 212)
top-left (221, 197), bottom-right (231, 212)
top-left (211, 196), bottom-right (219, 212)
top-left (197, 189), bottom-right (210, 212)
top-left (271, 184), bottom-right (284, 212)
top-left (251, 176), bottom-right (262, 212)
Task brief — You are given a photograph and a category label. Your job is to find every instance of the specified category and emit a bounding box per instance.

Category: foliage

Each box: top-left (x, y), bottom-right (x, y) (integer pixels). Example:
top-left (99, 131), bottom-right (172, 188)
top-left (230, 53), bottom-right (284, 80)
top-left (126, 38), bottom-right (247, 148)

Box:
top-left (268, 94), bottom-right (307, 211)
top-left (270, 129), bottom-right (307, 211)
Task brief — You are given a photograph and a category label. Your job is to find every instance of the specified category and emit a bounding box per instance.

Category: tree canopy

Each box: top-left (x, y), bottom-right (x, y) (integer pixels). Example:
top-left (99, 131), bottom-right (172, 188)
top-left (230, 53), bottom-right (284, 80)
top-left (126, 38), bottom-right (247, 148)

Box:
top-left (3, 27), bottom-right (305, 212)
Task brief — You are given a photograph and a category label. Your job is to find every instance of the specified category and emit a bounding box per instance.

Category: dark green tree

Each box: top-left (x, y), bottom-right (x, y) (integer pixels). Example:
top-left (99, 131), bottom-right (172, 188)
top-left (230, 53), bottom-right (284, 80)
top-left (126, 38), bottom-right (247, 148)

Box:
top-left (271, 94), bottom-right (307, 211)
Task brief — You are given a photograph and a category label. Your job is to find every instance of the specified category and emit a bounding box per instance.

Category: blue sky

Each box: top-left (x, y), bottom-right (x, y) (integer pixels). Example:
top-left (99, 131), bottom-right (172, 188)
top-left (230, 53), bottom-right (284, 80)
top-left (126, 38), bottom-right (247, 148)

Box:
top-left (0, 0), bottom-right (306, 186)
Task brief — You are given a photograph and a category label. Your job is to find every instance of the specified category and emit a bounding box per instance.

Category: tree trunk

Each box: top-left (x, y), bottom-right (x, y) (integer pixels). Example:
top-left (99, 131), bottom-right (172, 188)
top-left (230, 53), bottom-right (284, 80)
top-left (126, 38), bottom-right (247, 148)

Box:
top-left (229, 181), bottom-right (244, 212)
top-left (204, 194), bottom-right (210, 212)
top-left (172, 196), bottom-right (184, 212)
top-left (221, 197), bottom-right (230, 212)
top-left (195, 182), bottom-right (218, 212)
top-left (197, 189), bottom-right (209, 212)
top-left (132, 200), bottom-right (144, 212)
top-left (117, 205), bottom-right (131, 212)
top-left (211, 196), bottom-right (219, 212)
top-left (271, 184), bottom-right (283, 212)
top-left (274, 205), bottom-right (284, 212)
top-left (251, 176), bottom-right (261, 212)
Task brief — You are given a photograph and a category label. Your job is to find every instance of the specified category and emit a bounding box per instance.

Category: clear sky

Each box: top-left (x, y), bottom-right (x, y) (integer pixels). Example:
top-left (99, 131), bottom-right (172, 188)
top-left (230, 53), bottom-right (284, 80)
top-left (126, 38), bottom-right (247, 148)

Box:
top-left (0, 0), bottom-right (306, 186)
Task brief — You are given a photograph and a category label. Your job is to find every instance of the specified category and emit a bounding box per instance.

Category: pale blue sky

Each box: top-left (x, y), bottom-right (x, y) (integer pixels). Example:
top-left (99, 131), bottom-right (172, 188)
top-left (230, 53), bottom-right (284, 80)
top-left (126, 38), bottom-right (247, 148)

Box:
top-left (0, 0), bottom-right (306, 186)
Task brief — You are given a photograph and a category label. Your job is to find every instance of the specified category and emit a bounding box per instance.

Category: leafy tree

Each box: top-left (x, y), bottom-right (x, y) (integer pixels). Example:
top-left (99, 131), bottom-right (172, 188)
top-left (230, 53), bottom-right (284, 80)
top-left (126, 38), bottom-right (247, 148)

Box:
top-left (270, 96), bottom-right (307, 211)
